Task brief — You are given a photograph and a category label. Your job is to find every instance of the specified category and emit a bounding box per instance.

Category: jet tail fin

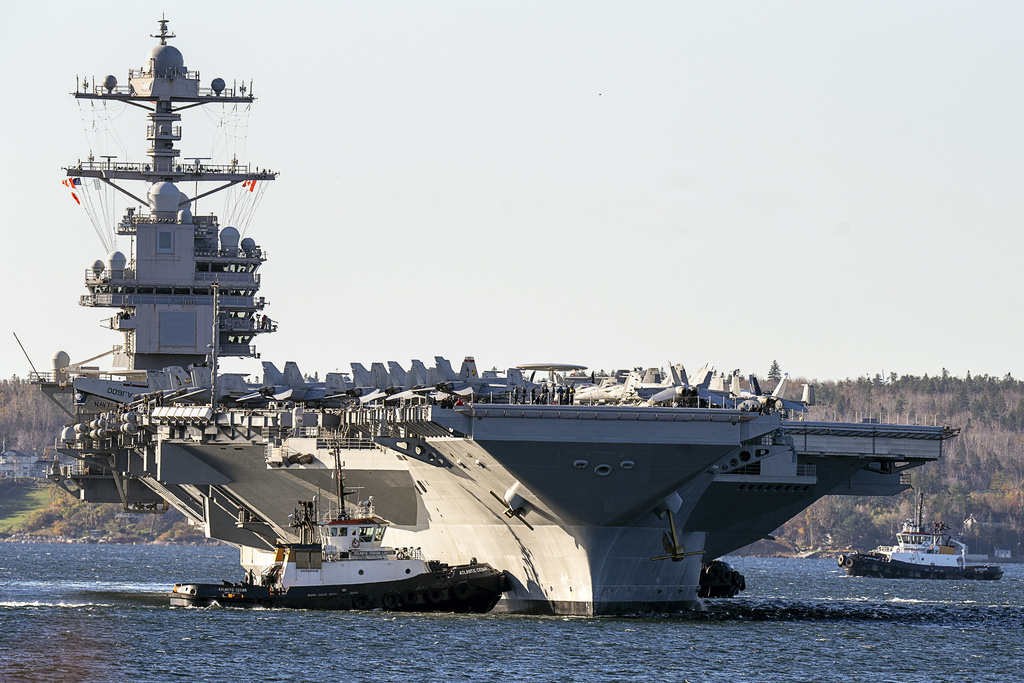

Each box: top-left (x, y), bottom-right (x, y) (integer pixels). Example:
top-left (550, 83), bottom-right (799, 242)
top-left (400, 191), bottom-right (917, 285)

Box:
top-left (409, 360), bottom-right (430, 387)
top-left (667, 363), bottom-right (688, 387)
top-left (772, 372), bottom-right (789, 398)
top-left (459, 356), bottom-right (478, 381)
top-left (387, 361), bottom-right (408, 388)
top-left (434, 356), bottom-right (457, 381)
top-left (262, 361), bottom-right (285, 387)
top-left (350, 362), bottom-right (372, 388)
top-left (283, 361), bottom-right (307, 388)
top-left (325, 372), bottom-right (350, 394)
top-left (370, 362), bottom-right (390, 388)
top-left (692, 364), bottom-right (714, 388)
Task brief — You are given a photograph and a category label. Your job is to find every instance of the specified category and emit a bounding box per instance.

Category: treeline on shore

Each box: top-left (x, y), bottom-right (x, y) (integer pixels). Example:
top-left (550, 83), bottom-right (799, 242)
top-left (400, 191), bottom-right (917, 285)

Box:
top-left (3, 371), bottom-right (1024, 552)
top-left (783, 370), bottom-right (1024, 554)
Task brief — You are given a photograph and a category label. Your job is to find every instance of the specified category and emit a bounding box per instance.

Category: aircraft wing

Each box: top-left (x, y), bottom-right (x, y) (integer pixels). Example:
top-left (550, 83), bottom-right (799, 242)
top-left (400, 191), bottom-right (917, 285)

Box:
top-left (647, 386), bottom-right (683, 404)
top-left (235, 390), bottom-right (270, 403)
top-left (358, 389), bottom-right (386, 404)
top-left (697, 388), bottom-right (735, 408)
top-left (172, 388), bottom-right (210, 402)
top-left (383, 387), bottom-right (435, 402)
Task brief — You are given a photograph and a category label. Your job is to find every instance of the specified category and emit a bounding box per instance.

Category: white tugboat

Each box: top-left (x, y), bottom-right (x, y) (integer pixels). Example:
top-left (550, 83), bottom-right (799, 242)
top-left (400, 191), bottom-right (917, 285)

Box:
top-left (839, 494), bottom-right (1002, 580)
top-left (171, 468), bottom-right (511, 611)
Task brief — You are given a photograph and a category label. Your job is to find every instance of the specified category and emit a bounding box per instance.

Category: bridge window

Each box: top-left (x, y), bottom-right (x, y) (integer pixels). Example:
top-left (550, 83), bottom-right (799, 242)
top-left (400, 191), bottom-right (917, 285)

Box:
top-left (157, 230), bottom-right (174, 253)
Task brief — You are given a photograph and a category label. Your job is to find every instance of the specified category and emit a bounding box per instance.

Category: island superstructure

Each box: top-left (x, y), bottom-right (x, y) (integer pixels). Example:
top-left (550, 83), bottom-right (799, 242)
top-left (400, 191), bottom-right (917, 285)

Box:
top-left (39, 19), bottom-right (958, 615)
top-left (64, 17), bottom-right (276, 375)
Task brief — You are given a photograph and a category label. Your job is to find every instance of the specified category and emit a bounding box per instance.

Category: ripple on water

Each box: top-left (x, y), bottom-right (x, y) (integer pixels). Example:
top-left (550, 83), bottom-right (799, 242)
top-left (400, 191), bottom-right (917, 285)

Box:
top-left (2, 548), bottom-right (1023, 682)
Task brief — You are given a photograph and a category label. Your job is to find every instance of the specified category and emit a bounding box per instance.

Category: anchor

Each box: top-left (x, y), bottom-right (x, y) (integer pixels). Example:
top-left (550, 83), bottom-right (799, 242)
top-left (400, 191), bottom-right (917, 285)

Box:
top-left (651, 509), bottom-right (704, 562)
top-left (489, 490), bottom-right (534, 531)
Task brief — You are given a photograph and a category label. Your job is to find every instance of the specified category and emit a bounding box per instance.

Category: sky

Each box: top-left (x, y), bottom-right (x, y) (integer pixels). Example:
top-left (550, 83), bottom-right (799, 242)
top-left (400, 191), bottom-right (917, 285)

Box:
top-left (1, 1), bottom-right (1022, 384)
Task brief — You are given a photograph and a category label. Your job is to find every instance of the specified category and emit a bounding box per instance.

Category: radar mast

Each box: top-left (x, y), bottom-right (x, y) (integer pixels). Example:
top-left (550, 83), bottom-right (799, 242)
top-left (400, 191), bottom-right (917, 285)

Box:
top-left (65, 18), bottom-right (278, 371)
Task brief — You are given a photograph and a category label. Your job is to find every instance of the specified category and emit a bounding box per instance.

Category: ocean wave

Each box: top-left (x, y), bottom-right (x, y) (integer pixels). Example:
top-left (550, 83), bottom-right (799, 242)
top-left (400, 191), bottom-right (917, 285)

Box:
top-left (0, 600), bottom-right (114, 608)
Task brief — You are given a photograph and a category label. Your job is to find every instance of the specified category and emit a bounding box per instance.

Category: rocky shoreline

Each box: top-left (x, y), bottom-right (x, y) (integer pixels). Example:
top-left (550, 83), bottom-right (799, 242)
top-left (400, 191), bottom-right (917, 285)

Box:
top-left (0, 532), bottom-right (223, 546)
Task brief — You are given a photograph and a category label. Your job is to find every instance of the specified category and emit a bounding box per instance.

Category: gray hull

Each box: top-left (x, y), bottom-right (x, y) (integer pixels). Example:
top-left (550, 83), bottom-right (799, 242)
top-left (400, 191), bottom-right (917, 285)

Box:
top-left (56, 403), bottom-right (953, 615)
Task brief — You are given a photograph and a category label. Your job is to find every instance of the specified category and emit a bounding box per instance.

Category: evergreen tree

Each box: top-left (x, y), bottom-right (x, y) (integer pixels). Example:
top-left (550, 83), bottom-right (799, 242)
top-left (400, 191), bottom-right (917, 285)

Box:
top-left (767, 360), bottom-right (782, 381)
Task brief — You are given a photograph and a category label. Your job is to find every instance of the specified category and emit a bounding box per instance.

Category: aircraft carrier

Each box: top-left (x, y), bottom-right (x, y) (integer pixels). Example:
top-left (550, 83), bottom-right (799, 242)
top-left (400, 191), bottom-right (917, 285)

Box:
top-left (38, 20), bottom-right (957, 615)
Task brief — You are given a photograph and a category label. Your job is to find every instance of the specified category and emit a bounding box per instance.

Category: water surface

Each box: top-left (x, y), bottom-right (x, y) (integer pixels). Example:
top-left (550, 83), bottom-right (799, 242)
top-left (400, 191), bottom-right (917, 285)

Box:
top-left (1, 544), bottom-right (1021, 682)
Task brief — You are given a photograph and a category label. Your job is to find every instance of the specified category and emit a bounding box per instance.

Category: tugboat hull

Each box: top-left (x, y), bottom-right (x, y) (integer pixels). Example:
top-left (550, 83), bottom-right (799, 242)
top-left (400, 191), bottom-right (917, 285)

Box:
top-left (170, 564), bottom-right (511, 612)
top-left (839, 553), bottom-right (1003, 580)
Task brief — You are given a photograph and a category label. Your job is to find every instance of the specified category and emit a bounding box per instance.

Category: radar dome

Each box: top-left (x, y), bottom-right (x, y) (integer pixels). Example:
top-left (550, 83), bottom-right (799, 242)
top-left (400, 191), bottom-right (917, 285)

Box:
top-left (92, 259), bottom-right (105, 276)
top-left (52, 350), bottom-right (71, 384)
top-left (220, 226), bottom-right (240, 251)
top-left (211, 77), bottom-right (225, 94)
top-left (177, 191), bottom-right (193, 223)
top-left (107, 251), bottom-right (126, 273)
top-left (52, 350), bottom-right (71, 371)
top-left (147, 43), bottom-right (185, 76)
top-left (148, 182), bottom-right (180, 217)
top-left (103, 75), bottom-right (117, 92)
top-left (240, 237), bottom-right (256, 251)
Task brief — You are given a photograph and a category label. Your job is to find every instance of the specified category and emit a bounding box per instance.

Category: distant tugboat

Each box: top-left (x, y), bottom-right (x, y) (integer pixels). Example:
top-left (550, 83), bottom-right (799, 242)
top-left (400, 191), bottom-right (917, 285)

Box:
top-left (170, 468), bottom-right (511, 611)
top-left (838, 494), bottom-right (1002, 581)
